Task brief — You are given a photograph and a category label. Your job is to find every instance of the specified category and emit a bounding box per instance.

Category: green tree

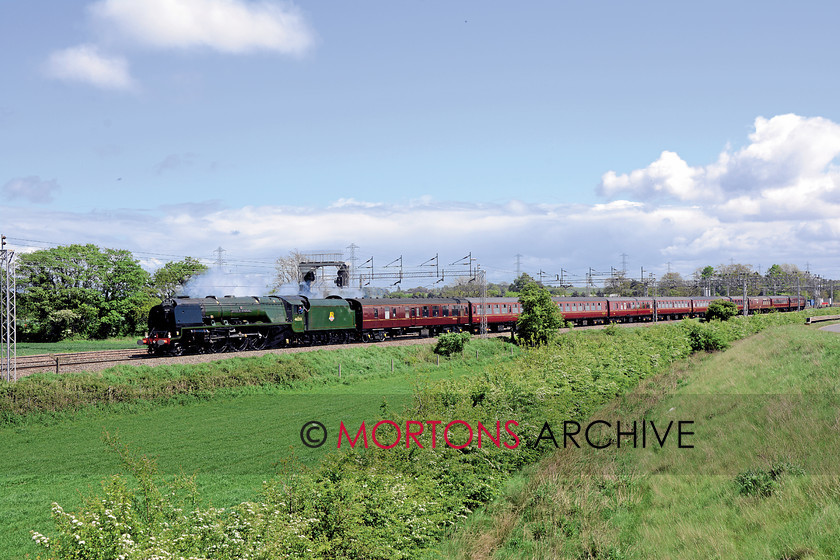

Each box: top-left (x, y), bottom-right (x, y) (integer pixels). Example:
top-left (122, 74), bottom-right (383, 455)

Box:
top-left (516, 281), bottom-right (565, 346)
top-left (151, 257), bottom-right (209, 299)
top-left (17, 244), bottom-right (151, 341)
top-left (511, 273), bottom-right (539, 294)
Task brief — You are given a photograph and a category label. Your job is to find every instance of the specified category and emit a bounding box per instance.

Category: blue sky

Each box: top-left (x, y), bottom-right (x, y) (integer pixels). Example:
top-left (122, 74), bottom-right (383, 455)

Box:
top-left (2, 0), bottom-right (840, 290)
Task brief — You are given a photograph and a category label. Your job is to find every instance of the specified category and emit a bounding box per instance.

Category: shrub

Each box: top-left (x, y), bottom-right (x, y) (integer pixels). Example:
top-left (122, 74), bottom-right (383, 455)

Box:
top-left (434, 331), bottom-right (471, 356)
top-left (681, 320), bottom-right (731, 352)
top-left (734, 461), bottom-right (804, 497)
top-left (706, 300), bottom-right (739, 321)
top-left (735, 468), bottom-right (778, 497)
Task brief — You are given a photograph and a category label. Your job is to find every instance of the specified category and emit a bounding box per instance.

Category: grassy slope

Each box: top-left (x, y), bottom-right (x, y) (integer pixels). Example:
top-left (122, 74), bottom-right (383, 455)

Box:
top-left (442, 324), bottom-right (840, 560)
top-left (0, 339), bottom-right (518, 560)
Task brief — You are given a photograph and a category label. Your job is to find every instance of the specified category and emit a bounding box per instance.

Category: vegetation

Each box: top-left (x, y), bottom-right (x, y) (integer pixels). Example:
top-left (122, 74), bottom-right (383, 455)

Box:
top-left (13, 310), bottom-right (831, 559)
top-left (443, 324), bottom-right (840, 559)
top-left (16, 244), bottom-right (206, 342)
top-left (516, 281), bottom-right (566, 345)
top-left (705, 298), bottom-right (739, 321)
top-left (0, 338), bottom-right (519, 558)
top-left (433, 331), bottom-right (471, 356)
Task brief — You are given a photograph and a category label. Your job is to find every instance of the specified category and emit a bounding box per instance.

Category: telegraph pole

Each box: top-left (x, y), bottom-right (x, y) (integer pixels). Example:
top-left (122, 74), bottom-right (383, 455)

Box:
top-left (515, 254), bottom-right (522, 277)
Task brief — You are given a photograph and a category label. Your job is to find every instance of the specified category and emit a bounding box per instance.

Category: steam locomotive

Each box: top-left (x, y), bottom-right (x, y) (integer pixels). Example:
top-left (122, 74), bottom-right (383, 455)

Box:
top-left (139, 293), bottom-right (806, 355)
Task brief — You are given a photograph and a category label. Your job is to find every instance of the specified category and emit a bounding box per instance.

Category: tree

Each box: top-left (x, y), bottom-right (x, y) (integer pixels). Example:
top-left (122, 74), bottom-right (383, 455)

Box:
top-left (659, 272), bottom-right (690, 296)
top-left (510, 273), bottom-right (537, 294)
top-left (16, 244), bottom-right (151, 340)
top-left (516, 281), bottom-right (565, 346)
top-left (271, 250), bottom-right (306, 292)
top-left (151, 257), bottom-right (208, 299)
top-left (605, 272), bottom-right (632, 296)
top-left (438, 277), bottom-right (481, 298)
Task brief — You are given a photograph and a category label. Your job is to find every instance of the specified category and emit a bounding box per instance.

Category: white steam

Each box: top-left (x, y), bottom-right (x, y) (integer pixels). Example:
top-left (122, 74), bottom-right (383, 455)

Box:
top-left (180, 269), bottom-right (366, 299)
top-left (180, 269), bottom-right (273, 298)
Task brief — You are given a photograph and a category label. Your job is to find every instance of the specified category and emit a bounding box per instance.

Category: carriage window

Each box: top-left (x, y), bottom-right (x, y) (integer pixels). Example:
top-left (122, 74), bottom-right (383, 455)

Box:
top-left (432, 306), bottom-right (439, 317)
top-left (374, 308), bottom-right (379, 319)
top-left (423, 306), bottom-right (429, 318)
top-left (392, 307), bottom-right (397, 319)
top-left (384, 308), bottom-right (390, 319)
top-left (443, 305), bottom-right (449, 317)
top-left (405, 306), bottom-right (410, 318)
top-left (411, 307), bottom-right (417, 318)
top-left (494, 304), bottom-right (499, 314)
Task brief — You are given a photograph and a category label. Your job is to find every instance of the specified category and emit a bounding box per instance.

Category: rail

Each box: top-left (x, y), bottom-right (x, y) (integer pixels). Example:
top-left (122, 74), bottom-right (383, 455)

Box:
top-left (16, 348), bottom-right (150, 374)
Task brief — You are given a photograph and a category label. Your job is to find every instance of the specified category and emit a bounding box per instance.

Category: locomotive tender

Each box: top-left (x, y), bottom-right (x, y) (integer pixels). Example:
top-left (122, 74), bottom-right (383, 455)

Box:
top-left (140, 293), bottom-right (806, 355)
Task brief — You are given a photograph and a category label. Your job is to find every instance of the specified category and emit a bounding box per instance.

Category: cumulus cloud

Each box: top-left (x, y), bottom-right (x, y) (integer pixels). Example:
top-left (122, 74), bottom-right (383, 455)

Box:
top-left (2, 176), bottom-right (61, 203)
top-left (44, 44), bottom-right (134, 90)
top-left (599, 114), bottom-right (840, 221)
top-left (89, 0), bottom-right (314, 55)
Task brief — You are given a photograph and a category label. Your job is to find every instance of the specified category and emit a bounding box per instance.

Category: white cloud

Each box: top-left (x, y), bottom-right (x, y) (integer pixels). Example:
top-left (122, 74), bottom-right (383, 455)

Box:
top-left (599, 114), bottom-right (840, 220)
top-left (3, 194), bottom-right (840, 282)
top-left (2, 176), bottom-right (61, 203)
top-left (89, 0), bottom-right (314, 55)
top-left (44, 44), bottom-right (134, 90)
top-left (6, 115), bottom-right (840, 281)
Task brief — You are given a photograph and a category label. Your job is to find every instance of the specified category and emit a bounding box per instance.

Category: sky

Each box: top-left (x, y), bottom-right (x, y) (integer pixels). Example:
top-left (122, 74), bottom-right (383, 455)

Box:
top-left (2, 0), bottom-right (840, 292)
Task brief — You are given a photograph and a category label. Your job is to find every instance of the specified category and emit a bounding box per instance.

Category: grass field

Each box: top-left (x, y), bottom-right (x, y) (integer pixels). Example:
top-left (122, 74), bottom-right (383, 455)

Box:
top-left (6, 314), bottom-right (838, 559)
top-left (16, 337), bottom-right (139, 356)
top-left (0, 338), bottom-right (518, 559)
top-left (441, 324), bottom-right (840, 559)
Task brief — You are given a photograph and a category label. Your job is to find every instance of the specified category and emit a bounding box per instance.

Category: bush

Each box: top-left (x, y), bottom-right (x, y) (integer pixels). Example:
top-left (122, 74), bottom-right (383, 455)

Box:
top-left (706, 300), bottom-right (738, 321)
top-left (734, 462), bottom-right (804, 497)
top-left (681, 320), bottom-right (731, 352)
top-left (434, 331), bottom-right (471, 356)
top-left (735, 468), bottom-right (778, 497)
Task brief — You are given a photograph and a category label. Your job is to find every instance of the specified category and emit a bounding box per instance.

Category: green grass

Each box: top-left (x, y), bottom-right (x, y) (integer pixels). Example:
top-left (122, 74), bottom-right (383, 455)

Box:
top-left (441, 324), bottom-right (840, 559)
top-left (16, 336), bottom-right (139, 356)
top-left (0, 338), bottom-right (520, 559)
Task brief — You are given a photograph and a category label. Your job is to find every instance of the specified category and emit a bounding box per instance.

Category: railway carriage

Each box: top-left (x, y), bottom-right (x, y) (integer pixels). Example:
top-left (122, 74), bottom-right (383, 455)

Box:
top-left (607, 297), bottom-right (653, 323)
top-left (349, 297), bottom-right (469, 340)
top-left (653, 297), bottom-right (693, 320)
top-left (466, 297), bottom-right (521, 332)
top-left (553, 297), bottom-right (608, 325)
top-left (747, 296), bottom-right (773, 313)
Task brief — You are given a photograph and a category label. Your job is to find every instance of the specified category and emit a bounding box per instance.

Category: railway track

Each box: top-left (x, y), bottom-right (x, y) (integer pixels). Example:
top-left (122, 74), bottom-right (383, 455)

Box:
top-left (10, 319), bottom-right (678, 379)
top-left (16, 348), bottom-right (153, 374)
